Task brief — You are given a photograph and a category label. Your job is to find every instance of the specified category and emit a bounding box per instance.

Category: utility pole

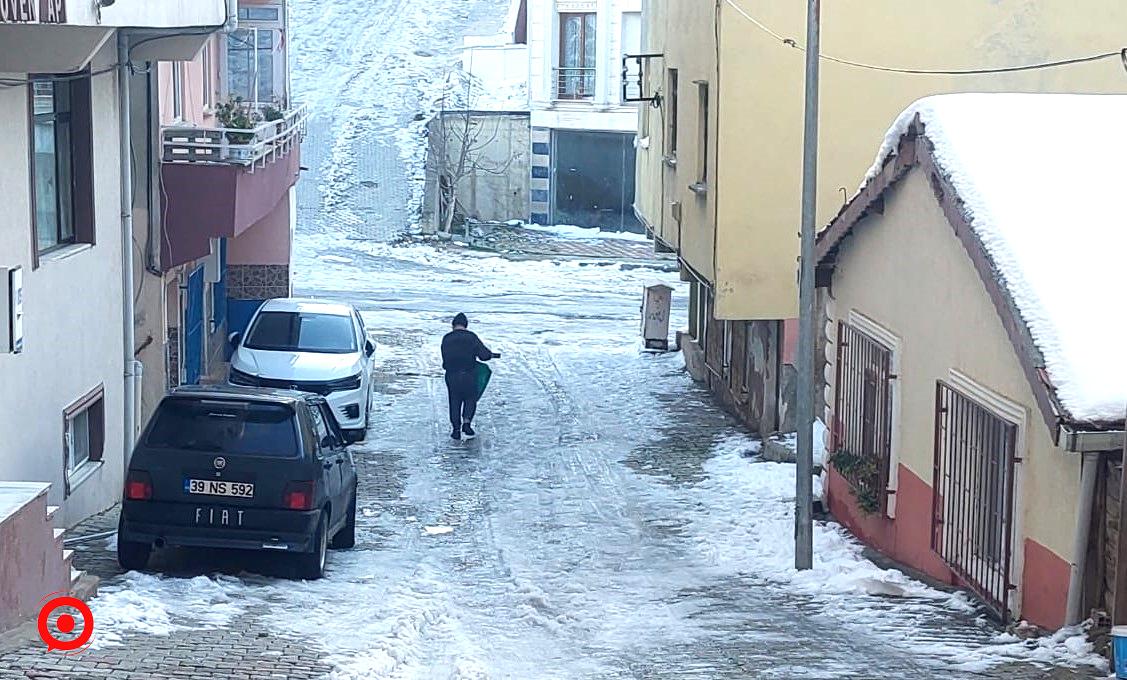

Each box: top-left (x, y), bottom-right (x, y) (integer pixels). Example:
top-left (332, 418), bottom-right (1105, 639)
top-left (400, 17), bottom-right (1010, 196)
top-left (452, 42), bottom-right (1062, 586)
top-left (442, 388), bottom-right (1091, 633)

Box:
top-left (795, 0), bottom-right (821, 571)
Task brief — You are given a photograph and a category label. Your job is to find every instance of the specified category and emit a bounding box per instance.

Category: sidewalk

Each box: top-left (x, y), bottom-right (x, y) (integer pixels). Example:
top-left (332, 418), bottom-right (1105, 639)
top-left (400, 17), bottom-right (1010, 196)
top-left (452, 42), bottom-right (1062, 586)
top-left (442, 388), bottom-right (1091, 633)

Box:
top-left (435, 222), bottom-right (677, 264)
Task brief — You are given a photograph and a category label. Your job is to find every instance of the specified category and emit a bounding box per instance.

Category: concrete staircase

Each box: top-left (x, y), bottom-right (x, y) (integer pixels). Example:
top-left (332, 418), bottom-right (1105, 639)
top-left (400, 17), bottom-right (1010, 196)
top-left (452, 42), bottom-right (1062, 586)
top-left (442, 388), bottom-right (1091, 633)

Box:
top-left (0, 483), bottom-right (88, 632)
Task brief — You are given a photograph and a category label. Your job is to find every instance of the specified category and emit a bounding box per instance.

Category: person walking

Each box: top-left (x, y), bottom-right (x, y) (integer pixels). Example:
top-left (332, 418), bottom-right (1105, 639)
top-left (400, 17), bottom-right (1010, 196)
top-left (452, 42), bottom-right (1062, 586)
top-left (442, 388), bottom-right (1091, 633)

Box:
top-left (441, 313), bottom-right (499, 440)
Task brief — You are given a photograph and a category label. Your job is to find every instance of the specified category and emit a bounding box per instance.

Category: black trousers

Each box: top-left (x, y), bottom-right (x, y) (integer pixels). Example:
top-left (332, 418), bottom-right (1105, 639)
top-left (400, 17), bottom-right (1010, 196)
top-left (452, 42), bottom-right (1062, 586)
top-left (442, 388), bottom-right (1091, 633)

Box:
top-left (445, 371), bottom-right (478, 429)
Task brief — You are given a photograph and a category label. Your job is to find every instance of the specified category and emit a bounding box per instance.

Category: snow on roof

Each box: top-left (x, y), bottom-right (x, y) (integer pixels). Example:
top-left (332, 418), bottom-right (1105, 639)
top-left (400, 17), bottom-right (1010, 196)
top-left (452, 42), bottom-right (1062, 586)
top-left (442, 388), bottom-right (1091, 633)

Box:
top-left (863, 94), bottom-right (1127, 425)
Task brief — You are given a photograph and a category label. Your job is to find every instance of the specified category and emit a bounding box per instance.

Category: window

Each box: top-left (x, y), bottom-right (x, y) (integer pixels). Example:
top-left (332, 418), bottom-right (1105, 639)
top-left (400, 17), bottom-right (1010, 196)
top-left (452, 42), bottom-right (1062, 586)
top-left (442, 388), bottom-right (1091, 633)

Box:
top-left (30, 75), bottom-right (93, 259)
top-left (171, 62), bottom-right (184, 120)
top-left (932, 381), bottom-right (1018, 620)
top-left (557, 12), bottom-right (596, 99)
top-left (832, 321), bottom-right (894, 513)
top-left (244, 311), bottom-right (357, 354)
top-left (64, 386), bottom-right (104, 491)
top-left (238, 6), bottom-right (281, 21)
top-left (665, 68), bottom-right (678, 158)
top-left (147, 398), bottom-right (299, 458)
top-left (202, 44), bottom-right (215, 111)
top-left (696, 81), bottom-right (709, 187)
top-left (227, 28), bottom-right (277, 104)
top-left (308, 402), bottom-right (330, 450)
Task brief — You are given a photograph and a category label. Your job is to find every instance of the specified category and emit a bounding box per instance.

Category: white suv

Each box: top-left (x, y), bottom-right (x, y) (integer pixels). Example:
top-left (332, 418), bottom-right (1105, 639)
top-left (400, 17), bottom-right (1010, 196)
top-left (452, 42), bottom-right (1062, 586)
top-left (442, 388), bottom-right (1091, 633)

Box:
top-left (228, 298), bottom-right (374, 441)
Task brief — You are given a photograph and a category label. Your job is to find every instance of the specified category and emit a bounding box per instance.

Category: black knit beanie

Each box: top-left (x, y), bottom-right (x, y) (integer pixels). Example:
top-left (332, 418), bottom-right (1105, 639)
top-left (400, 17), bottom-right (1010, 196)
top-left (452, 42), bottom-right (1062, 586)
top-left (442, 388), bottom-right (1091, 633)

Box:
top-left (452, 313), bottom-right (469, 328)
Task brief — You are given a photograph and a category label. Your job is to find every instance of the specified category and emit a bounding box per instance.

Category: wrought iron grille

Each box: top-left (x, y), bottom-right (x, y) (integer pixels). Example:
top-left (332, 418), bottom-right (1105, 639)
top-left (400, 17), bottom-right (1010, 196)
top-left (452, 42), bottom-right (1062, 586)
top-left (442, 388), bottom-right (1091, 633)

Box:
top-left (554, 67), bottom-right (596, 100)
top-left (931, 381), bottom-right (1017, 621)
top-left (832, 322), bottom-right (894, 512)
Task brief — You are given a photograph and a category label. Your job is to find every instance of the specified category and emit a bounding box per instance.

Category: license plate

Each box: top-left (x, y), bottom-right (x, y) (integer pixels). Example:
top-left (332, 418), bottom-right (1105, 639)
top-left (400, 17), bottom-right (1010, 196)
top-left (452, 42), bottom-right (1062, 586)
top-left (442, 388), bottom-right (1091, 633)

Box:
top-left (184, 478), bottom-right (254, 498)
top-left (193, 507), bottom-right (246, 527)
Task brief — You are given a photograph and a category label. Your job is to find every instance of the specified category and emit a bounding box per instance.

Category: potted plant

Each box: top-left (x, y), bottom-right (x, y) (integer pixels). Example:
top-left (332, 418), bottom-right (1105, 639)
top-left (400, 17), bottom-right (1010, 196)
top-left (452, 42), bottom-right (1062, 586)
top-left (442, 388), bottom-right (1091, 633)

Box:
top-left (215, 97), bottom-right (261, 160)
top-left (261, 102), bottom-right (286, 142)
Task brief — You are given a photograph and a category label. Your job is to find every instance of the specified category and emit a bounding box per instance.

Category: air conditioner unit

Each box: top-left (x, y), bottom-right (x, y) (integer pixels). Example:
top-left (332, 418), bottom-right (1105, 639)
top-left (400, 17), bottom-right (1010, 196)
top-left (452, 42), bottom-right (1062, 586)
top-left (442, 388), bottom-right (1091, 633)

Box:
top-left (203, 238), bottom-right (222, 284)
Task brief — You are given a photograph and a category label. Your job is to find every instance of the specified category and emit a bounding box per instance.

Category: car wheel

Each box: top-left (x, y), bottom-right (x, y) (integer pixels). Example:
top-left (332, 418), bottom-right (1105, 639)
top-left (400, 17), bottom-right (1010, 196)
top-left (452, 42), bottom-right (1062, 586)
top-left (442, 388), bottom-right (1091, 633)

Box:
top-left (295, 512), bottom-right (328, 580)
top-left (331, 489), bottom-right (357, 550)
top-left (116, 516), bottom-right (151, 572)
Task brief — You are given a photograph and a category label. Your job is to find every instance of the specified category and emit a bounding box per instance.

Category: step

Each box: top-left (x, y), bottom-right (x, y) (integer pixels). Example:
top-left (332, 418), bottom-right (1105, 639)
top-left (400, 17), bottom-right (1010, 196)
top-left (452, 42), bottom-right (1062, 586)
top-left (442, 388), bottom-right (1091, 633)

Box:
top-left (62, 548), bottom-right (74, 565)
top-left (53, 528), bottom-right (65, 542)
top-left (0, 482), bottom-right (51, 525)
top-left (45, 504), bottom-right (60, 524)
top-left (70, 572), bottom-right (99, 602)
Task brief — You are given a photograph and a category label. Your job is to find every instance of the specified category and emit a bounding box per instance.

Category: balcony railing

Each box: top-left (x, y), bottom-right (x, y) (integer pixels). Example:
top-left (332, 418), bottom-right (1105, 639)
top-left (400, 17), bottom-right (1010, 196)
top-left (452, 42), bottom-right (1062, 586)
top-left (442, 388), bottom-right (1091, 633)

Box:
top-left (162, 103), bottom-right (309, 171)
top-left (553, 67), bottom-right (596, 101)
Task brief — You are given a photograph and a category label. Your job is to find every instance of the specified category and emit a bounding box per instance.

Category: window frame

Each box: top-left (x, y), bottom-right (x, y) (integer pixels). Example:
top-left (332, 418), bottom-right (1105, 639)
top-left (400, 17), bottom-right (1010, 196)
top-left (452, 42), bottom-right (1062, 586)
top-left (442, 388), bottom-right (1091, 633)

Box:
top-left (63, 384), bottom-right (105, 496)
top-left (171, 61), bottom-right (185, 120)
top-left (201, 43), bottom-right (215, 112)
top-left (695, 80), bottom-right (709, 190)
top-left (27, 72), bottom-right (95, 268)
top-left (665, 68), bottom-right (678, 161)
top-left (556, 11), bottom-right (597, 100)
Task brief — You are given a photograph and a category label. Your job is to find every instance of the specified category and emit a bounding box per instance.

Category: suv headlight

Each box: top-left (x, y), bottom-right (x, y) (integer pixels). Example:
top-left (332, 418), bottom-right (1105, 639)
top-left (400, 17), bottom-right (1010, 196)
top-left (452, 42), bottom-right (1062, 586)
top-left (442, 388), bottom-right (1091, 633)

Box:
top-left (326, 373), bottom-right (362, 393)
top-left (229, 367), bottom-right (260, 386)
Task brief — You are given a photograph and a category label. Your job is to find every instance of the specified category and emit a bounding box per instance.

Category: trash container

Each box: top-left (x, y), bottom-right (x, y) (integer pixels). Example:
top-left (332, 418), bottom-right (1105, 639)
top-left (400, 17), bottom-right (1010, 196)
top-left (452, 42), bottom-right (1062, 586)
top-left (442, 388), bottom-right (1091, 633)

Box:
top-left (1114, 626), bottom-right (1127, 679)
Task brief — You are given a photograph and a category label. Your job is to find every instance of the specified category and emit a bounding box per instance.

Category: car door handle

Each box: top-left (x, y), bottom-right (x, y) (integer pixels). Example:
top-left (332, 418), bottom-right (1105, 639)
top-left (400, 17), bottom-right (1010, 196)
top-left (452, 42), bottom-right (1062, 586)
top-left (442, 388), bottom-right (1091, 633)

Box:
top-left (335, 457), bottom-right (344, 466)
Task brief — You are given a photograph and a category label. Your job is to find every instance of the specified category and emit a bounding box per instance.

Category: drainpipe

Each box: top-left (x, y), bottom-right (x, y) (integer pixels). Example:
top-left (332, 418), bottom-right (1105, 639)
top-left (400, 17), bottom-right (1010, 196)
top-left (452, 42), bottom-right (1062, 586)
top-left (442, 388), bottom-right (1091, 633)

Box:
top-left (118, 31), bottom-right (138, 473)
top-left (1065, 451), bottom-right (1100, 625)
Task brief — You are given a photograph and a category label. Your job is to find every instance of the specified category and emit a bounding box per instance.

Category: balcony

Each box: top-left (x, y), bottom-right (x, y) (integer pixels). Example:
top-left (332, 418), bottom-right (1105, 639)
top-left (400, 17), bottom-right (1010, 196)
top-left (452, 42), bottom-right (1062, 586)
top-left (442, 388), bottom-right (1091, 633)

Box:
top-left (553, 67), bottom-right (596, 101)
top-left (159, 104), bottom-right (309, 271)
top-left (162, 104), bottom-right (309, 170)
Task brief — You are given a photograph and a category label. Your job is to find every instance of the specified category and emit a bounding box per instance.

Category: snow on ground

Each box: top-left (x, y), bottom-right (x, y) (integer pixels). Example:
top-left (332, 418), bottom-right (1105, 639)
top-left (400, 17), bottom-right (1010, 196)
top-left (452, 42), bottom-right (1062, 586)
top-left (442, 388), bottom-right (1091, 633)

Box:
top-left (514, 221), bottom-right (653, 242)
top-left (89, 573), bottom-right (247, 648)
top-left (686, 434), bottom-right (1109, 675)
top-left (861, 94), bottom-right (1127, 424)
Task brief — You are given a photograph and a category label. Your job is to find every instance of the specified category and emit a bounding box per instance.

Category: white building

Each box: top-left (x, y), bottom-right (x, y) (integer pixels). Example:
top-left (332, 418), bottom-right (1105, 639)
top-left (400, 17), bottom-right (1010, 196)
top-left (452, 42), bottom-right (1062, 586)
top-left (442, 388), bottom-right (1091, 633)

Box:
top-left (0, 0), bottom-right (230, 631)
top-left (527, 0), bottom-right (642, 229)
top-left (461, 0), bottom-right (643, 230)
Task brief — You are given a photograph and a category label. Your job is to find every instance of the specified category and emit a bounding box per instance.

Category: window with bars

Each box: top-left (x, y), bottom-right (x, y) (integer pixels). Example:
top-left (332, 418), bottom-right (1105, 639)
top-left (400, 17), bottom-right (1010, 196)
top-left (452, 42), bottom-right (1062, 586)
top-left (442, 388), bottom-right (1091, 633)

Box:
top-left (832, 321), bottom-right (894, 513)
top-left (931, 381), bottom-right (1017, 620)
top-left (556, 12), bottom-right (596, 99)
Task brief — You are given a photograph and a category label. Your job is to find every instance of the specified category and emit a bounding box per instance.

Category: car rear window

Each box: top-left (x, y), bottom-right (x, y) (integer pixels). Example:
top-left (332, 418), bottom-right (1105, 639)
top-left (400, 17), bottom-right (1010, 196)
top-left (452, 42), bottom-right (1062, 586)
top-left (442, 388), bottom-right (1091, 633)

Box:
top-left (146, 399), bottom-right (300, 458)
top-left (244, 311), bottom-right (356, 354)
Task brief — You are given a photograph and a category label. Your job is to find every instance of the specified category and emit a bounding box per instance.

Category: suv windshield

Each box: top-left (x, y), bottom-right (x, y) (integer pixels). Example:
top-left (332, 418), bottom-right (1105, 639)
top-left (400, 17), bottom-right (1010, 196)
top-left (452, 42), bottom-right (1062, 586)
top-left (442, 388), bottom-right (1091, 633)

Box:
top-left (146, 399), bottom-right (300, 458)
top-left (244, 311), bottom-right (356, 354)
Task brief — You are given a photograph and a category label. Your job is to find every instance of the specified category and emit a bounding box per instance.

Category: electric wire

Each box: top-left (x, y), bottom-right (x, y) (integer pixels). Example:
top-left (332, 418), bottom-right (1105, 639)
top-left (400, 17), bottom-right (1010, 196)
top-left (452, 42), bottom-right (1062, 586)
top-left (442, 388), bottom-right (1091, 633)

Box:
top-left (722, 0), bottom-right (1126, 76)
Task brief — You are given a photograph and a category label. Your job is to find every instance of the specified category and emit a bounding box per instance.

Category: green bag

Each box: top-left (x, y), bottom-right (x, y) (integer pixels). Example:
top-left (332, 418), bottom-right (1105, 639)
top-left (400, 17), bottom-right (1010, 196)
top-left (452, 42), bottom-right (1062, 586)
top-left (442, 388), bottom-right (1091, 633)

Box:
top-left (474, 362), bottom-right (493, 399)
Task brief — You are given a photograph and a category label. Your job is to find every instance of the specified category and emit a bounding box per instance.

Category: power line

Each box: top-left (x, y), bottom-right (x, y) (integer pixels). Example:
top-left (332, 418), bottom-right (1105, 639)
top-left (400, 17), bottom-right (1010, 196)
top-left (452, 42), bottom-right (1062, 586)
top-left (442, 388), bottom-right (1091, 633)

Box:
top-left (723, 0), bottom-right (1125, 76)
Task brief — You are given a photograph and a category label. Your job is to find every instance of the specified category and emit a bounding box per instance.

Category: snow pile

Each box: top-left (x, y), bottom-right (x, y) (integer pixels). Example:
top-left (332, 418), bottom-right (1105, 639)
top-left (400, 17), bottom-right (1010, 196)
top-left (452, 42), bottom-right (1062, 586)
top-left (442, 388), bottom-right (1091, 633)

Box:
top-left (517, 221), bottom-right (653, 243)
top-left (684, 433), bottom-right (1109, 673)
top-left (90, 573), bottom-right (248, 648)
top-left (767, 418), bottom-right (830, 466)
top-left (862, 94), bottom-right (1127, 424)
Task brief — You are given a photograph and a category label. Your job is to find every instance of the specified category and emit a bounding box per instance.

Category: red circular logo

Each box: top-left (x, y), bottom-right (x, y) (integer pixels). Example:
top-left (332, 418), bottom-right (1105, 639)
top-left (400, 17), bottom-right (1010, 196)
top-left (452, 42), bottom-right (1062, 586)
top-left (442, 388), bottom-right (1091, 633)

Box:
top-left (37, 595), bottom-right (94, 653)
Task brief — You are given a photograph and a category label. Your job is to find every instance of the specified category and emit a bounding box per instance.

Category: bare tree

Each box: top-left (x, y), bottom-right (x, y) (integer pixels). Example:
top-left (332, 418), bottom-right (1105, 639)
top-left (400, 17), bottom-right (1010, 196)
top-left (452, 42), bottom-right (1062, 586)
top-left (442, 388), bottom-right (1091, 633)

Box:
top-left (428, 69), bottom-right (518, 238)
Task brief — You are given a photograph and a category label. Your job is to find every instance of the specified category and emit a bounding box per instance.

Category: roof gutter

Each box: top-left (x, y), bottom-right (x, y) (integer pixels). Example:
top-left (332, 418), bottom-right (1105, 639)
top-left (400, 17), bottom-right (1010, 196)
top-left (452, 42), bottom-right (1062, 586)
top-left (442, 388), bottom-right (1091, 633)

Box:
top-left (1061, 426), bottom-right (1127, 453)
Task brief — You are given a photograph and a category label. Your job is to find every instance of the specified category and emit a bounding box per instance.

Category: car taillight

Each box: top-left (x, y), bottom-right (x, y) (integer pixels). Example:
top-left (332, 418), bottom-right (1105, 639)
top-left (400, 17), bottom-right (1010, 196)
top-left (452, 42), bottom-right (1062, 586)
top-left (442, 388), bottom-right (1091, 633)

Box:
top-left (283, 481), bottom-right (315, 510)
top-left (125, 471), bottom-right (152, 501)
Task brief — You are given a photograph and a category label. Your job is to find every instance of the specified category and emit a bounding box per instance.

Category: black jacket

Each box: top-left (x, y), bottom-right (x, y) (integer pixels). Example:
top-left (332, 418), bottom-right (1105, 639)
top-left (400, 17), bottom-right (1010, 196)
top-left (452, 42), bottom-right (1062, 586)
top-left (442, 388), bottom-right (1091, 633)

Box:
top-left (441, 329), bottom-right (493, 374)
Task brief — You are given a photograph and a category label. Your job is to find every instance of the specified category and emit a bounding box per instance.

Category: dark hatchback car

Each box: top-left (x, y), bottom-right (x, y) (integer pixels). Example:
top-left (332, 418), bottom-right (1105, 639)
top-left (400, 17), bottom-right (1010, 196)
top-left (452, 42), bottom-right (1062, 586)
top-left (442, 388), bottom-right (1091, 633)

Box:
top-left (118, 386), bottom-right (358, 579)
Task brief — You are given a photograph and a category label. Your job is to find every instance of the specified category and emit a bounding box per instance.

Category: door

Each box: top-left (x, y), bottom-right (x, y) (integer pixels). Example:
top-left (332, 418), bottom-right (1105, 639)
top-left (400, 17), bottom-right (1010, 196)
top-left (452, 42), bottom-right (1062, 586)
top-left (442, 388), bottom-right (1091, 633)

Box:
top-left (320, 400), bottom-right (355, 504)
top-left (551, 130), bottom-right (640, 231)
top-left (183, 265), bottom-right (205, 385)
top-left (308, 402), bottom-right (343, 527)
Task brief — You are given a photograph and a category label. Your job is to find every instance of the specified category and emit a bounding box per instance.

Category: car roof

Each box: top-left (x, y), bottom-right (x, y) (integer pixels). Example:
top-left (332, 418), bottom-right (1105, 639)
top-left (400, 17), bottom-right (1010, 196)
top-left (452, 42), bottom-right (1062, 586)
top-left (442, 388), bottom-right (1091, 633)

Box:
top-left (168, 384), bottom-right (321, 406)
top-left (257, 297), bottom-right (354, 316)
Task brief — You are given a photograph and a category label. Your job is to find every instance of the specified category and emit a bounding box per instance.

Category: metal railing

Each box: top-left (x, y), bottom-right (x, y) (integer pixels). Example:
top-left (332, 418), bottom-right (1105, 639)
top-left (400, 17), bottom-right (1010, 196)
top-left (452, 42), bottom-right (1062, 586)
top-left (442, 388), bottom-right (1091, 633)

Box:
top-left (161, 103), bottom-right (309, 170)
top-left (832, 321), bottom-right (895, 513)
top-left (931, 381), bottom-right (1017, 621)
top-left (553, 67), bottom-right (596, 100)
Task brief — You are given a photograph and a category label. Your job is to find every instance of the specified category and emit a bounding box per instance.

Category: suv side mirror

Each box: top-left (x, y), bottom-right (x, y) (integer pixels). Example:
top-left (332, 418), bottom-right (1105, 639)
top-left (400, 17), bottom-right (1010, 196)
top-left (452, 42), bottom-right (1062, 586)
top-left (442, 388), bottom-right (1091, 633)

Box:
top-left (365, 340), bottom-right (375, 357)
top-left (228, 331), bottom-right (243, 348)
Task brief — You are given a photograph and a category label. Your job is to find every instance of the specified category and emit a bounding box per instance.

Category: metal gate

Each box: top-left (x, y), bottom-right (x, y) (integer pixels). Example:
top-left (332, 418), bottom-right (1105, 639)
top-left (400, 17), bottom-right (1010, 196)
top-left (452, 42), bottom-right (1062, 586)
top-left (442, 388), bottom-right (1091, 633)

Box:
top-left (932, 381), bottom-right (1018, 620)
top-left (183, 265), bottom-right (205, 385)
top-left (833, 322), bottom-right (894, 512)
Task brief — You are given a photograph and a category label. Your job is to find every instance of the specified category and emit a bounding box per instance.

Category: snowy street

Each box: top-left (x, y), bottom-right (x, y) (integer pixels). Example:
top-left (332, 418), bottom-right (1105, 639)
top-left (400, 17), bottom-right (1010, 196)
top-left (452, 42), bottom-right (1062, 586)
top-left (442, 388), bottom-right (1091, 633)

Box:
top-left (0, 237), bottom-right (1110, 679)
top-left (0, 1), bottom-right (1115, 678)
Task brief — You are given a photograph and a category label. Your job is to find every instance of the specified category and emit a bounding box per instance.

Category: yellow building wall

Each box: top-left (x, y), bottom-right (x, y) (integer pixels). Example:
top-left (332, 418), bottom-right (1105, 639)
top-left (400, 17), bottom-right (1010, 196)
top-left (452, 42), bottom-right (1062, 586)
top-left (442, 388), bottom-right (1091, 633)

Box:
top-left (635, 0), bottom-right (718, 280)
top-left (828, 168), bottom-right (1082, 578)
top-left (655, 0), bottom-right (1127, 319)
